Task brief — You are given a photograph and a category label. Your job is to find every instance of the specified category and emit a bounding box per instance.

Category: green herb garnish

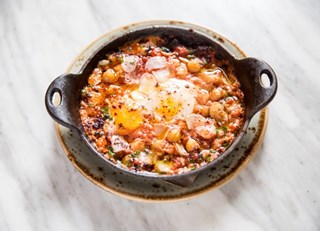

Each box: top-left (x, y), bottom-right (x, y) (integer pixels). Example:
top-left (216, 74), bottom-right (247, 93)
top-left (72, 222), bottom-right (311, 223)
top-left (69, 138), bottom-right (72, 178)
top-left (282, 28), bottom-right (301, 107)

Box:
top-left (221, 126), bottom-right (228, 137)
top-left (222, 141), bottom-right (230, 147)
top-left (101, 106), bottom-right (113, 121)
top-left (161, 47), bottom-right (170, 52)
top-left (101, 106), bottom-right (109, 115)
top-left (188, 49), bottom-right (195, 55)
top-left (130, 151), bottom-right (141, 158)
top-left (118, 55), bottom-right (124, 63)
top-left (108, 146), bottom-right (115, 156)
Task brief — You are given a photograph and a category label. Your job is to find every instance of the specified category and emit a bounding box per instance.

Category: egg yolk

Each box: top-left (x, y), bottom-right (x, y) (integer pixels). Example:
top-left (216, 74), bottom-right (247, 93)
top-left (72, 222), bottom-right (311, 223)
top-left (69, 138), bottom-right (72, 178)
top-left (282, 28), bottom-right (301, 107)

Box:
top-left (156, 96), bottom-right (182, 120)
top-left (111, 106), bottom-right (143, 135)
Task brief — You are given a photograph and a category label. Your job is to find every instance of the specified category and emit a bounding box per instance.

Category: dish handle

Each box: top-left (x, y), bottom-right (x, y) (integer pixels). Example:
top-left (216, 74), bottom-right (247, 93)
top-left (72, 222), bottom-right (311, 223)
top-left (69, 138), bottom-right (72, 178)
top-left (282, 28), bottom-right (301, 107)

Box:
top-left (45, 73), bottom-right (82, 132)
top-left (236, 58), bottom-right (278, 118)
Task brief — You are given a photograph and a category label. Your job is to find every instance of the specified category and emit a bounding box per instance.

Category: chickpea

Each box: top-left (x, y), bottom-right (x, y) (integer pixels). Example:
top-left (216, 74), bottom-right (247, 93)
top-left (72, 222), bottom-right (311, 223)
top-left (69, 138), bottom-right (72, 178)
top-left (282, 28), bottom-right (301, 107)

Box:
top-left (174, 143), bottom-right (188, 156)
top-left (185, 138), bottom-right (200, 152)
top-left (108, 54), bottom-right (120, 64)
top-left (152, 140), bottom-right (167, 151)
top-left (209, 102), bottom-right (228, 123)
top-left (209, 88), bottom-right (225, 101)
top-left (196, 89), bottom-right (210, 105)
top-left (209, 102), bottom-right (223, 116)
top-left (122, 154), bottom-right (132, 166)
top-left (200, 150), bottom-right (210, 160)
top-left (130, 138), bottom-right (145, 152)
top-left (102, 68), bottom-right (118, 83)
top-left (98, 59), bottom-right (110, 67)
top-left (176, 63), bottom-right (188, 77)
top-left (194, 105), bottom-right (209, 117)
top-left (187, 59), bottom-right (202, 73)
top-left (155, 161), bottom-right (173, 174)
top-left (166, 127), bottom-right (181, 142)
top-left (197, 71), bottom-right (220, 84)
top-left (113, 64), bottom-right (124, 76)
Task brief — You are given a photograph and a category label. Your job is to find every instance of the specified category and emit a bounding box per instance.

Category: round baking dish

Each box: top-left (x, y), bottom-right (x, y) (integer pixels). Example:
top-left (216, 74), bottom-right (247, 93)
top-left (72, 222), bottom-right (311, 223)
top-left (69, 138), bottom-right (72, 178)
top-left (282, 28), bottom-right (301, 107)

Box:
top-left (45, 21), bottom-right (277, 188)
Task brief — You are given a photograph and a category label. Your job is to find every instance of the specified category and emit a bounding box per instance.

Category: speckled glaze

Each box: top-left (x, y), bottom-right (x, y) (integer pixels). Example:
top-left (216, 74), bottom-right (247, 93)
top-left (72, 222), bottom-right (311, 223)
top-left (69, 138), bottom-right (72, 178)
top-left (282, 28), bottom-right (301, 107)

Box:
top-left (51, 21), bottom-right (271, 201)
top-left (56, 109), bottom-right (267, 202)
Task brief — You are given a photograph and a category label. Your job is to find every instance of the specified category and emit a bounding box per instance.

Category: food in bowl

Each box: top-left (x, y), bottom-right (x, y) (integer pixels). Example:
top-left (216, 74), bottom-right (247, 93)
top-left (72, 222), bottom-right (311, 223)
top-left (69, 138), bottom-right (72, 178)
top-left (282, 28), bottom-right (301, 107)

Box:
top-left (79, 35), bottom-right (245, 175)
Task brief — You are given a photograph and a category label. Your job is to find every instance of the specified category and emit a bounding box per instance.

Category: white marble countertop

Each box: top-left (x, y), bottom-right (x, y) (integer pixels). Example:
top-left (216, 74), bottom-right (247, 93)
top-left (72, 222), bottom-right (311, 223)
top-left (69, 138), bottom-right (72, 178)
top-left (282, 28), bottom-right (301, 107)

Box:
top-left (1, 0), bottom-right (320, 230)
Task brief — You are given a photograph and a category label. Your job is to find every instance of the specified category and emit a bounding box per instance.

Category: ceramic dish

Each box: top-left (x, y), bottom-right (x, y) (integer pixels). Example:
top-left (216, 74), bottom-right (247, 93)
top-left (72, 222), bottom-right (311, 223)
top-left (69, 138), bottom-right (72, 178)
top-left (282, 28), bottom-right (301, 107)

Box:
top-left (56, 108), bottom-right (267, 201)
top-left (46, 21), bottom-right (276, 200)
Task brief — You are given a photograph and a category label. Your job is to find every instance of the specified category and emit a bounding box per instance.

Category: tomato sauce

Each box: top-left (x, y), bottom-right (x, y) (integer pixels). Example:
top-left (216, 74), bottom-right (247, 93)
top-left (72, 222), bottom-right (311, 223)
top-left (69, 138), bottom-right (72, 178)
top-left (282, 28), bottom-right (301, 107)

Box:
top-left (80, 36), bottom-right (244, 174)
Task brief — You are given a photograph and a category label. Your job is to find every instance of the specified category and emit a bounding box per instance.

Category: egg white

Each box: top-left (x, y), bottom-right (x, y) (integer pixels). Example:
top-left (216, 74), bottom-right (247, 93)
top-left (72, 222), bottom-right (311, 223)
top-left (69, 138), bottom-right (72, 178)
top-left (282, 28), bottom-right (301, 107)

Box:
top-left (130, 74), bottom-right (198, 120)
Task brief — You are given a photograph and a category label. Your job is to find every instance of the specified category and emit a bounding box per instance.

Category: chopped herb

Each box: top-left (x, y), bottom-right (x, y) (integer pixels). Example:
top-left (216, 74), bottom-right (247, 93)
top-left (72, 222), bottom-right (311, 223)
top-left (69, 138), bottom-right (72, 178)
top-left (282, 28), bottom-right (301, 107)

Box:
top-left (209, 149), bottom-right (216, 153)
top-left (161, 47), bottom-right (170, 52)
top-left (190, 165), bottom-right (196, 171)
top-left (206, 156), bottom-right (211, 162)
top-left (105, 115), bottom-right (113, 121)
top-left (221, 126), bottom-right (228, 137)
top-left (101, 106), bottom-right (109, 115)
top-left (188, 49), bottom-right (195, 55)
top-left (101, 106), bottom-right (113, 121)
top-left (198, 156), bottom-right (203, 161)
top-left (108, 146), bottom-right (115, 156)
top-left (135, 150), bottom-right (141, 155)
top-left (222, 126), bottom-right (228, 132)
top-left (118, 55), bottom-right (124, 63)
top-left (222, 141), bottom-right (230, 147)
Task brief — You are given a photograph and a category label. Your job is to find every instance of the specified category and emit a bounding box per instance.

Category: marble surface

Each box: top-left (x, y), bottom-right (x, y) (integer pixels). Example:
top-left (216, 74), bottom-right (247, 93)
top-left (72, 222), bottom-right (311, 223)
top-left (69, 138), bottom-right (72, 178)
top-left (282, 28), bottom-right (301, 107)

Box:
top-left (1, 0), bottom-right (319, 230)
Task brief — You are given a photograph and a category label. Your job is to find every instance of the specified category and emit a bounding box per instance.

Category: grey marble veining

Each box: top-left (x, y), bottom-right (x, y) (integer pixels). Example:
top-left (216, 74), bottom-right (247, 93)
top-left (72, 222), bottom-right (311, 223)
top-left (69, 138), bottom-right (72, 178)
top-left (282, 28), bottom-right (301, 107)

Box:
top-left (1, 0), bottom-right (320, 230)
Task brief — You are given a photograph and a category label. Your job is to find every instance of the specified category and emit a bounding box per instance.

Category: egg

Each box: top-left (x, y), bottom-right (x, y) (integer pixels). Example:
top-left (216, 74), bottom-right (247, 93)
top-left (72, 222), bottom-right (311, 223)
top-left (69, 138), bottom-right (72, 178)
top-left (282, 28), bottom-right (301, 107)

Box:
top-left (131, 74), bottom-right (198, 121)
top-left (107, 95), bottom-right (144, 135)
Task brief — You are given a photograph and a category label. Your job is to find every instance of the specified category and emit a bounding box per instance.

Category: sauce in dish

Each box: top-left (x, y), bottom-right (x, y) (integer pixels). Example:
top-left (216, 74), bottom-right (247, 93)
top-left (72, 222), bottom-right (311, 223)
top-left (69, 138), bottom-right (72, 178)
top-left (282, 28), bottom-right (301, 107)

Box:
top-left (79, 36), bottom-right (245, 174)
